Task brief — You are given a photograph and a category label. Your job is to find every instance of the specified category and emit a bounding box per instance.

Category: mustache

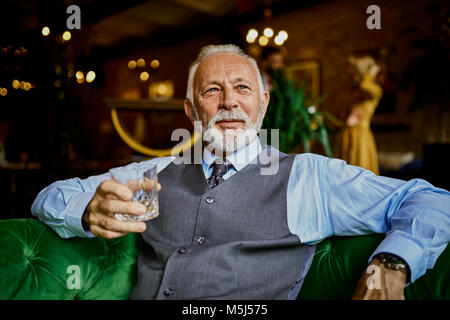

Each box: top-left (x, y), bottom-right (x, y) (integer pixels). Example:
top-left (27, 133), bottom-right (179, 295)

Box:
top-left (211, 108), bottom-right (252, 125)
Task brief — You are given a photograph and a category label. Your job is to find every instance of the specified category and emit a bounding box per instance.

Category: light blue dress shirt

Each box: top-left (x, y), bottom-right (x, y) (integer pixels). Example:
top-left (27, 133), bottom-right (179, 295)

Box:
top-left (31, 138), bottom-right (450, 283)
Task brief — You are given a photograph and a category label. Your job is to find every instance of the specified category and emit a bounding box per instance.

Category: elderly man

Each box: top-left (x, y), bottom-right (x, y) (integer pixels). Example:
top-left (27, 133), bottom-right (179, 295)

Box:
top-left (32, 44), bottom-right (450, 300)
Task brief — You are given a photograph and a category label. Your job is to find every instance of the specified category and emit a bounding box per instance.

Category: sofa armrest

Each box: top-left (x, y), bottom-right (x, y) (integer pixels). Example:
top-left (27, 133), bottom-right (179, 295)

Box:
top-left (298, 234), bottom-right (450, 300)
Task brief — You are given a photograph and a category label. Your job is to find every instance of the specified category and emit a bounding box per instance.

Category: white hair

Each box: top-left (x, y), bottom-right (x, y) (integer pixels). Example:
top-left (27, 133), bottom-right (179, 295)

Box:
top-left (185, 44), bottom-right (265, 107)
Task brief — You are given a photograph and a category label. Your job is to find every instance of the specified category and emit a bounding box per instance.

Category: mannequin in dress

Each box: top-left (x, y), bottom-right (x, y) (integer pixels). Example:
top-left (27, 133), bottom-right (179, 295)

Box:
top-left (336, 55), bottom-right (383, 174)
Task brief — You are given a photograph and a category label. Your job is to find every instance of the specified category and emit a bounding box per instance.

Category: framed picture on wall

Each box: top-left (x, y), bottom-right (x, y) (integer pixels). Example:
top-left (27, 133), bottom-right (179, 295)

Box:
top-left (285, 60), bottom-right (321, 103)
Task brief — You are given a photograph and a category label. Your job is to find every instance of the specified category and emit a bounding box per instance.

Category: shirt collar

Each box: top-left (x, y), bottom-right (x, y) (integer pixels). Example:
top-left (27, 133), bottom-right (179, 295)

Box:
top-left (203, 138), bottom-right (262, 172)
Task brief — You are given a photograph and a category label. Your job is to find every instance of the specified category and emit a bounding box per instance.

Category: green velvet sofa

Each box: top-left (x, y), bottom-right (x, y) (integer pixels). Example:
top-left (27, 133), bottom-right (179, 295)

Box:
top-left (0, 218), bottom-right (448, 300)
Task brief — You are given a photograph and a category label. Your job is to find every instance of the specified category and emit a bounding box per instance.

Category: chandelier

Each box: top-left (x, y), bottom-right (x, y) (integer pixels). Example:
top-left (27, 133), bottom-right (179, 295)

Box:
top-left (245, 27), bottom-right (288, 46)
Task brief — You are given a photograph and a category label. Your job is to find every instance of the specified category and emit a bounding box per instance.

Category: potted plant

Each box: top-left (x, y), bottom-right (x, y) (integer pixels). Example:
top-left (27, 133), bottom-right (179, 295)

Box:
top-left (262, 69), bottom-right (334, 156)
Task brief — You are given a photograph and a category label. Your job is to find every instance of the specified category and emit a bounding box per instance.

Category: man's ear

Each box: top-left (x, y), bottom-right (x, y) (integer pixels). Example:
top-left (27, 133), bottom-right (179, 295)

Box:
top-left (184, 99), bottom-right (195, 125)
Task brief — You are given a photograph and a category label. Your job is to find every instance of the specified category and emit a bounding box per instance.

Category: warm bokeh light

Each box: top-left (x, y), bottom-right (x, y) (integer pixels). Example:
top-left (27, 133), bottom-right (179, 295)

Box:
top-left (246, 34), bottom-right (256, 43)
top-left (19, 81), bottom-right (25, 89)
top-left (62, 31), bottom-right (71, 41)
top-left (258, 35), bottom-right (269, 46)
top-left (246, 28), bottom-right (258, 43)
top-left (128, 60), bottom-right (136, 69)
top-left (75, 71), bottom-right (84, 80)
top-left (0, 88), bottom-right (7, 96)
top-left (86, 71), bottom-right (96, 83)
top-left (140, 71), bottom-right (149, 81)
top-left (278, 30), bottom-right (288, 40)
top-left (157, 84), bottom-right (168, 95)
top-left (248, 29), bottom-right (258, 39)
top-left (12, 80), bottom-right (20, 89)
top-left (42, 26), bottom-right (50, 36)
top-left (150, 59), bottom-right (160, 69)
top-left (76, 77), bottom-right (85, 84)
top-left (263, 27), bottom-right (274, 38)
top-left (274, 35), bottom-right (284, 46)
top-left (148, 80), bottom-right (174, 99)
top-left (24, 82), bottom-right (31, 91)
top-left (137, 58), bottom-right (146, 68)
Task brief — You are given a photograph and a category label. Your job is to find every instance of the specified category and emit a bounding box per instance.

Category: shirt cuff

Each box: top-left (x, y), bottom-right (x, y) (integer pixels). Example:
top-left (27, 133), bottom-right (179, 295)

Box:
top-left (64, 191), bottom-right (96, 238)
top-left (369, 230), bottom-right (426, 284)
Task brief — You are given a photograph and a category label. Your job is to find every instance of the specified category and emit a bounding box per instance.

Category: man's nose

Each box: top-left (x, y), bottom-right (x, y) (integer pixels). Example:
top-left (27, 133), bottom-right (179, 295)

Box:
top-left (221, 87), bottom-right (238, 110)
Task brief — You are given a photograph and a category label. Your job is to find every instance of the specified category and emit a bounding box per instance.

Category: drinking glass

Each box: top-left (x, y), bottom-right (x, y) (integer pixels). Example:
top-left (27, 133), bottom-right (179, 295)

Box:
top-left (109, 165), bottom-right (159, 222)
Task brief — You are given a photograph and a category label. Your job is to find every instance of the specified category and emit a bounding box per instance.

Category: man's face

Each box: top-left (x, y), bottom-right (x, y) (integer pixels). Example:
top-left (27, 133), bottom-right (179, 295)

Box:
top-left (187, 52), bottom-right (268, 130)
top-left (184, 52), bottom-right (269, 154)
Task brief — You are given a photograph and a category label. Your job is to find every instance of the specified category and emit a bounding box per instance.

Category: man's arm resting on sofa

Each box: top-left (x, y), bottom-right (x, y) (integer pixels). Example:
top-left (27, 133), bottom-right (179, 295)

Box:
top-left (320, 157), bottom-right (450, 299)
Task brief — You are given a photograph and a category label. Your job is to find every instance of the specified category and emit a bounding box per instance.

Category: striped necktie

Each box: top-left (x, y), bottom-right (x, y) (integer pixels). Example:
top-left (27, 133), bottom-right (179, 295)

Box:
top-left (207, 159), bottom-right (232, 188)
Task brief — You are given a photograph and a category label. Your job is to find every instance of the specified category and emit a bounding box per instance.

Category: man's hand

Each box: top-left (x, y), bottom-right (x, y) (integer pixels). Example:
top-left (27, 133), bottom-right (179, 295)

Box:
top-left (352, 258), bottom-right (407, 300)
top-left (82, 179), bottom-right (160, 239)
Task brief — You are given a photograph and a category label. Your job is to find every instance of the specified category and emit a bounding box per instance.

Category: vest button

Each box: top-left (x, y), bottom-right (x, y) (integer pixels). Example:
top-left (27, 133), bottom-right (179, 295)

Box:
top-left (163, 288), bottom-right (174, 296)
top-left (197, 236), bottom-right (205, 245)
top-left (205, 197), bottom-right (214, 204)
top-left (178, 248), bottom-right (187, 254)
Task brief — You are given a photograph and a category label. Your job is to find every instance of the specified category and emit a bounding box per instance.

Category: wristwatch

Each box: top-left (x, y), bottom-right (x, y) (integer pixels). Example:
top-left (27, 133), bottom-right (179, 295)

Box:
top-left (373, 253), bottom-right (410, 280)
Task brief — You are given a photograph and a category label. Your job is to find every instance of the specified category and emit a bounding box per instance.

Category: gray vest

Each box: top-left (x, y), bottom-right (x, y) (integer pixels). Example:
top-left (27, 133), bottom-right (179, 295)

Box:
top-left (131, 147), bottom-right (315, 299)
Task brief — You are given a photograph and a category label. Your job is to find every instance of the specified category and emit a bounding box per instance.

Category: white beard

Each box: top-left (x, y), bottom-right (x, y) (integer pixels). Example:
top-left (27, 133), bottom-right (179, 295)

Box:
top-left (197, 107), bottom-right (263, 156)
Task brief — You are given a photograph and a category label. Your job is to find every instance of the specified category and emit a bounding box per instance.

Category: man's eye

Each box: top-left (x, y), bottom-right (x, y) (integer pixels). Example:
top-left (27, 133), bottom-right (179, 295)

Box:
top-left (206, 88), bottom-right (219, 93)
top-left (238, 85), bottom-right (250, 90)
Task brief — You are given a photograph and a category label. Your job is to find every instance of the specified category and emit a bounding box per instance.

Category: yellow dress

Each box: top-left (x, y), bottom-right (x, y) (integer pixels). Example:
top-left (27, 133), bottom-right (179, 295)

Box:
top-left (337, 74), bottom-right (382, 175)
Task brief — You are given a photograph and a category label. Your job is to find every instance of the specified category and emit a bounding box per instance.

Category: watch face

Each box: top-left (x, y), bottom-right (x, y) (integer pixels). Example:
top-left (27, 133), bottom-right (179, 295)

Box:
top-left (378, 254), bottom-right (408, 273)
top-left (377, 254), bottom-right (407, 267)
